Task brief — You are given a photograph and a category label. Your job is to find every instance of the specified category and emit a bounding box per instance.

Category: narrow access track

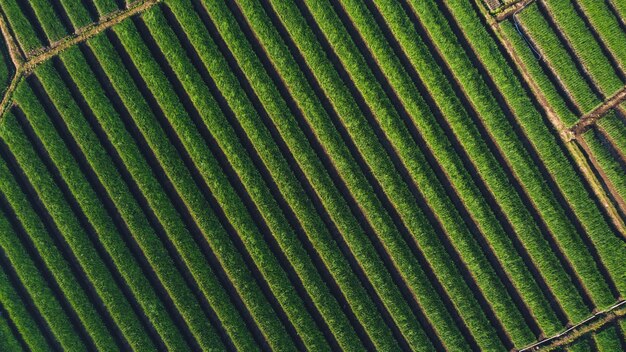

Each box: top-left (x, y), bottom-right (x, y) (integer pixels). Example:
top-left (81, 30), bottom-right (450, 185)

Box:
top-left (518, 300), bottom-right (626, 351)
top-left (568, 85), bottom-right (626, 137)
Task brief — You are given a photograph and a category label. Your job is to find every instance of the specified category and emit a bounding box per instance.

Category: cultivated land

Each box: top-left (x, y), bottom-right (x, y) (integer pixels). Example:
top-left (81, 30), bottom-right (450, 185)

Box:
top-left (0, 0), bottom-right (624, 351)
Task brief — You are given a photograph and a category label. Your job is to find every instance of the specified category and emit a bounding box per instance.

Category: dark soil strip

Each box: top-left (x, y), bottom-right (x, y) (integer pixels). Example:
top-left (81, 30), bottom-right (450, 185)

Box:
top-left (399, 0), bottom-right (574, 329)
top-left (0, 299), bottom-right (30, 351)
top-left (133, 14), bottom-right (322, 350)
top-left (86, 31), bottom-right (232, 348)
top-left (47, 0), bottom-right (75, 35)
top-left (510, 16), bottom-right (583, 117)
top-left (300, 0), bottom-right (510, 347)
top-left (438, 0), bottom-right (622, 304)
top-left (36, 58), bottom-right (167, 350)
top-left (264, 0), bottom-right (504, 349)
top-left (535, 0), bottom-right (605, 102)
top-left (162, 5), bottom-right (350, 347)
top-left (0, 135), bottom-right (96, 350)
top-left (101, 28), bottom-right (270, 351)
top-left (13, 1), bottom-right (49, 48)
top-left (14, 96), bottom-right (129, 352)
top-left (42, 57), bottom-right (180, 352)
top-left (334, 0), bottom-right (543, 341)
top-left (605, 0), bottom-right (626, 35)
top-left (165, 4), bottom-right (370, 349)
top-left (0, 212), bottom-right (61, 351)
top-left (570, 0), bottom-right (626, 82)
top-left (81, 0), bottom-right (100, 22)
top-left (367, 0), bottom-right (568, 333)
top-left (616, 320), bottom-right (626, 350)
top-left (48, 42), bottom-right (198, 351)
top-left (575, 136), bottom-right (626, 244)
top-left (182, 2), bottom-right (375, 348)
top-left (473, 0), bottom-right (626, 300)
top-left (217, 0), bottom-right (408, 348)
top-left (231, 0), bottom-right (441, 349)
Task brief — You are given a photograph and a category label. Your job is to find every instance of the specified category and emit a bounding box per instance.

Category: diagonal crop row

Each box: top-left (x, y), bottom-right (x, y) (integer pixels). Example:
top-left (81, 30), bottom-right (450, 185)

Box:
top-left (238, 0), bottom-right (520, 350)
top-left (425, 0), bottom-right (622, 308)
top-left (107, 15), bottom-right (331, 350)
top-left (295, 0), bottom-right (542, 347)
top-left (223, 0), bottom-right (481, 350)
top-left (0, 205), bottom-right (64, 352)
top-left (184, 0), bottom-right (439, 349)
top-left (1, 98), bottom-right (141, 351)
top-left (446, 0), bottom-right (626, 301)
top-left (371, 0), bottom-right (587, 334)
top-left (341, 0), bottom-right (577, 338)
top-left (30, 55), bottom-right (219, 350)
top-left (120, 10), bottom-right (342, 349)
top-left (538, 0), bottom-right (624, 98)
top-left (153, 2), bottom-right (392, 350)
top-left (50, 42), bottom-right (236, 350)
top-left (14, 72), bottom-right (198, 351)
top-left (0, 130), bottom-right (99, 351)
top-left (0, 0), bottom-right (126, 55)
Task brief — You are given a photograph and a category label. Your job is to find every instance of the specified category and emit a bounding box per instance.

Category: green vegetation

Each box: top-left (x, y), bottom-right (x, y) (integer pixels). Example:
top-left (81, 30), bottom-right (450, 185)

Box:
top-left (0, 0), bottom-right (623, 350)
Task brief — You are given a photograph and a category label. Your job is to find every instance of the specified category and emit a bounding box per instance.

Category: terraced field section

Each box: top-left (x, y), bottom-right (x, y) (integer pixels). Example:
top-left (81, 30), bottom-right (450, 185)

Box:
top-left (0, 0), bottom-right (624, 351)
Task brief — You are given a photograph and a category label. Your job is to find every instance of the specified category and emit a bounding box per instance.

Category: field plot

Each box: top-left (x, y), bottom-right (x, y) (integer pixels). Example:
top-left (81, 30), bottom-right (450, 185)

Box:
top-left (0, 0), bottom-right (623, 350)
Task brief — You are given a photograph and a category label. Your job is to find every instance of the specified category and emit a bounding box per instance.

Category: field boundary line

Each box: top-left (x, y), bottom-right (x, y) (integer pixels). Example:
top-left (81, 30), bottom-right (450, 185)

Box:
top-left (0, 0), bottom-right (162, 118)
top-left (518, 300), bottom-right (626, 351)
top-left (567, 85), bottom-right (626, 137)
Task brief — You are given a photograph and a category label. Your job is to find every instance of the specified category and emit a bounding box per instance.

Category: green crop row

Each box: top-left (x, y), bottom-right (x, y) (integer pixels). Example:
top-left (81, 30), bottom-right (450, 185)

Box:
top-left (540, 0), bottom-right (623, 96)
top-left (29, 55), bottom-right (195, 351)
top-left (582, 124), bottom-right (626, 203)
top-left (24, 0), bottom-right (67, 43)
top-left (15, 73), bottom-right (172, 351)
top-left (0, 0), bottom-right (43, 53)
top-left (593, 324), bottom-right (622, 352)
top-left (2, 99), bottom-right (130, 351)
top-left (155, 2), bottom-right (381, 350)
top-left (0, 305), bottom-right (24, 352)
top-left (446, 0), bottom-right (626, 299)
top-left (143, 7), bottom-right (344, 350)
top-left (380, 0), bottom-right (590, 332)
top-left (612, 0), bottom-right (626, 20)
top-left (223, 0), bottom-right (472, 349)
top-left (0, 126), bottom-right (95, 351)
top-left (50, 44), bottom-right (226, 350)
top-left (517, 3), bottom-right (599, 118)
top-left (121, 8), bottom-right (347, 349)
top-left (186, 0), bottom-right (425, 349)
top-left (422, 0), bottom-right (618, 308)
top-left (107, 16), bottom-right (315, 350)
top-left (85, 32), bottom-right (267, 351)
top-left (299, 0), bottom-right (539, 347)
top-left (576, 0), bottom-right (626, 72)
top-left (238, 0), bottom-right (513, 349)
top-left (598, 112), bottom-right (626, 158)
top-left (348, 0), bottom-right (574, 337)
top-left (0, 208), bottom-right (57, 352)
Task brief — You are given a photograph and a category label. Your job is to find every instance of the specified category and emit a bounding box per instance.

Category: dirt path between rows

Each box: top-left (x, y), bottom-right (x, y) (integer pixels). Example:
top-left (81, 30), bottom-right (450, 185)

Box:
top-left (568, 85), bottom-right (626, 137)
top-left (0, 0), bottom-right (162, 117)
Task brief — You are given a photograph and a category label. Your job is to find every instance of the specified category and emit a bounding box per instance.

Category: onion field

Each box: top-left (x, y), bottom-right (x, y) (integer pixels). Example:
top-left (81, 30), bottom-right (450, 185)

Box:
top-left (0, 0), bottom-right (624, 351)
